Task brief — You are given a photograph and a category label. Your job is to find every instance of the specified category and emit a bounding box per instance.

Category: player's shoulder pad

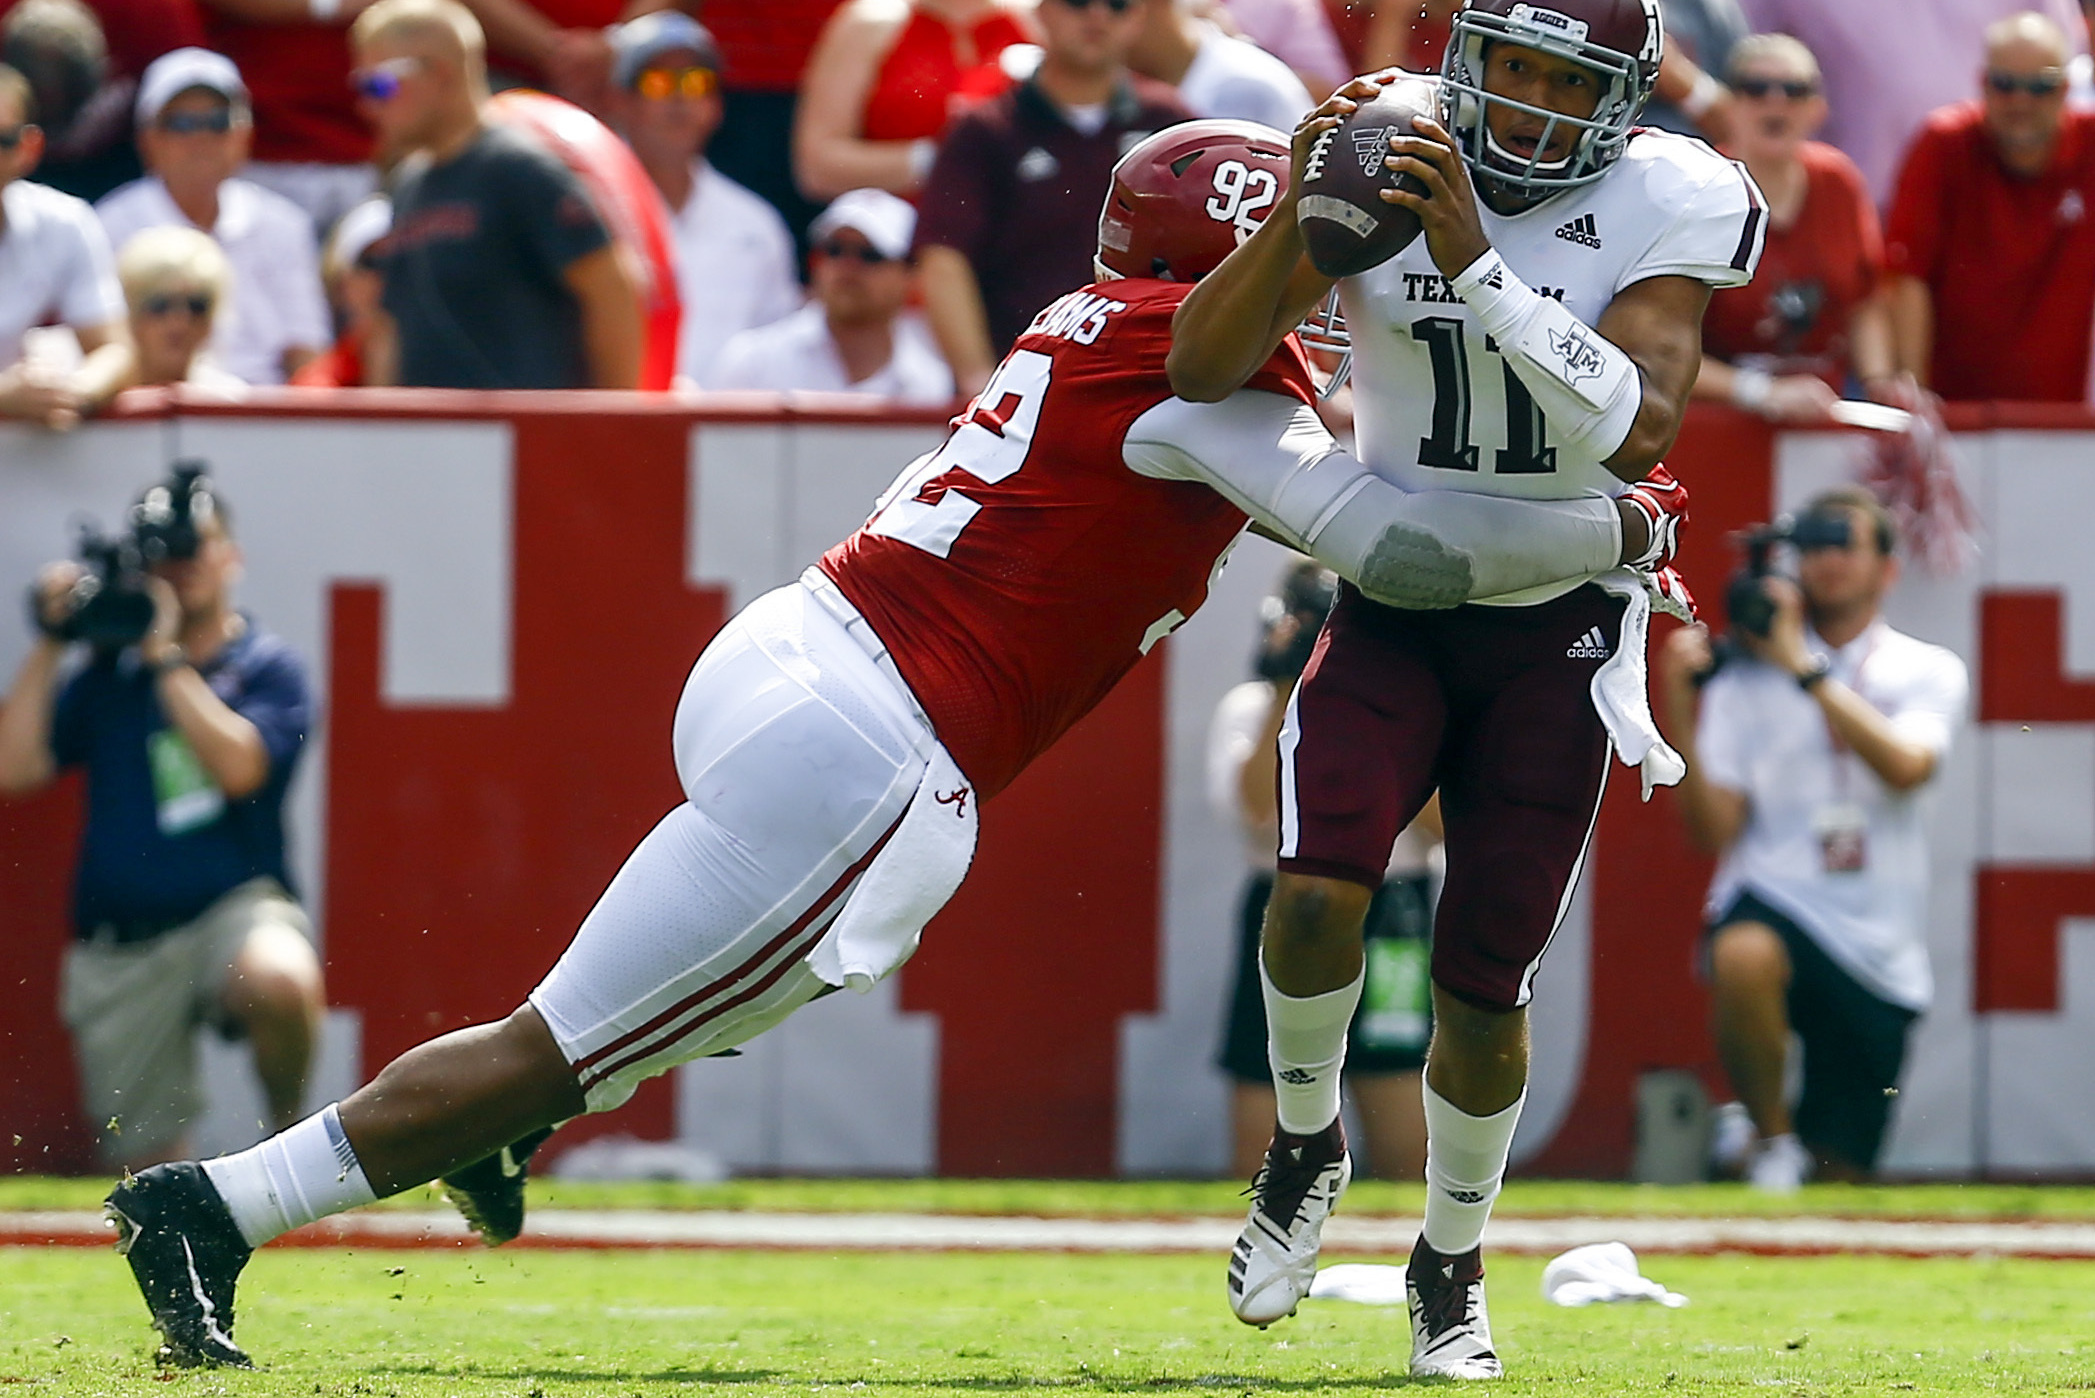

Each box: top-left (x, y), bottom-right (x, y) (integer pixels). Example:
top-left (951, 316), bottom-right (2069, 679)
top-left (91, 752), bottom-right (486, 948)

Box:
top-left (1613, 128), bottom-right (1766, 289)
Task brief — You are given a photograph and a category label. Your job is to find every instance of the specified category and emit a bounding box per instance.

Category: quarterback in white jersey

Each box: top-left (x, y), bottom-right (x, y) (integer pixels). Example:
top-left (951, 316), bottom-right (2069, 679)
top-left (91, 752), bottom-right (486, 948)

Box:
top-left (1172, 0), bottom-right (1765, 1381)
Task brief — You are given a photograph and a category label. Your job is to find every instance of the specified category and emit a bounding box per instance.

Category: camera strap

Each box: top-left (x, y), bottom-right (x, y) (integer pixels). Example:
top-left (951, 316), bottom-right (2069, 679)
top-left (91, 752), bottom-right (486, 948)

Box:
top-left (1815, 628), bottom-right (1880, 874)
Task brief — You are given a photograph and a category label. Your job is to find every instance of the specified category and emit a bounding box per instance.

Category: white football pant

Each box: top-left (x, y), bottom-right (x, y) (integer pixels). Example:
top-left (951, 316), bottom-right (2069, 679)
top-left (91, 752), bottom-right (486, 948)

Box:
top-left (528, 578), bottom-right (939, 1112)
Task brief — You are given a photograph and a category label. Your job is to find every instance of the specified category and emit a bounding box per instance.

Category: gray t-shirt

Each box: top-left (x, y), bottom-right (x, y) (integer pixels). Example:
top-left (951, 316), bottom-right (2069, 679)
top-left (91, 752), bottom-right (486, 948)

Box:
top-left (381, 124), bottom-right (612, 389)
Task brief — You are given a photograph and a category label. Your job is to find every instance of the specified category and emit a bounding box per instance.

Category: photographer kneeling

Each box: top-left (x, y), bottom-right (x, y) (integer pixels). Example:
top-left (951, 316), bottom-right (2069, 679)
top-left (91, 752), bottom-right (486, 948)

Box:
top-left (0, 467), bottom-right (321, 1170)
top-left (1659, 489), bottom-right (1967, 1191)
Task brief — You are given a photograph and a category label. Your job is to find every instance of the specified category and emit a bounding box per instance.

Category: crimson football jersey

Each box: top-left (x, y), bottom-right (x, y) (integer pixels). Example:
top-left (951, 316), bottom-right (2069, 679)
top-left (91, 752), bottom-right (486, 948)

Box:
top-left (820, 279), bottom-right (1314, 799)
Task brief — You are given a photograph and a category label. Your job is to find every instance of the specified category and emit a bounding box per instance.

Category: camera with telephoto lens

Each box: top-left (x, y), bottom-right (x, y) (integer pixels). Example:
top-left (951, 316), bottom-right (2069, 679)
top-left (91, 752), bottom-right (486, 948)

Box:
top-left (33, 461), bottom-right (219, 651)
top-left (1255, 562), bottom-right (1339, 683)
top-left (1701, 509), bottom-right (1854, 680)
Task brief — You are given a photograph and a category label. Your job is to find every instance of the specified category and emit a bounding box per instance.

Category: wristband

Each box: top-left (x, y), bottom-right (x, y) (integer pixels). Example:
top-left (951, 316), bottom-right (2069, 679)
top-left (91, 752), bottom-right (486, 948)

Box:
top-left (1797, 659), bottom-right (1830, 691)
top-left (1730, 365), bottom-right (1774, 414)
top-left (1681, 70), bottom-right (1725, 120)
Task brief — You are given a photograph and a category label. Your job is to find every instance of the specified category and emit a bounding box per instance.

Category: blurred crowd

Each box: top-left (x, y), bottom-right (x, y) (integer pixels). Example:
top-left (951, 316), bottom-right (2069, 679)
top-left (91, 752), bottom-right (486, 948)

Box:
top-left (3, 0), bottom-right (2094, 426)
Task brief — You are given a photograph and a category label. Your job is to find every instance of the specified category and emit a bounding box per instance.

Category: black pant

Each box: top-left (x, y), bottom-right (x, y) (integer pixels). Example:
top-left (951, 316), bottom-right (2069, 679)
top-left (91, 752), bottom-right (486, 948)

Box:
top-left (1712, 890), bottom-right (1918, 1172)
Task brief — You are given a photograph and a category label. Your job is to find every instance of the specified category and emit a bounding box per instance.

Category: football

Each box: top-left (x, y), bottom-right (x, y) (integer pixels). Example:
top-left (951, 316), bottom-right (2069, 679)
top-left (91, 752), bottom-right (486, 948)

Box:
top-left (1294, 75), bottom-right (1437, 278)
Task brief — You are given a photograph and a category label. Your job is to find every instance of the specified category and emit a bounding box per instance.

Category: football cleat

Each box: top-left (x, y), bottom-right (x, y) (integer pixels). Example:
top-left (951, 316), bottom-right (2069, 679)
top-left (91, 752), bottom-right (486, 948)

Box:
top-left (1407, 1234), bottom-right (1502, 1380)
top-left (440, 1125), bottom-right (555, 1247)
top-left (104, 1162), bottom-right (254, 1369)
top-left (1226, 1119), bottom-right (1351, 1327)
top-left (1621, 466), bottom-right (1689, 570)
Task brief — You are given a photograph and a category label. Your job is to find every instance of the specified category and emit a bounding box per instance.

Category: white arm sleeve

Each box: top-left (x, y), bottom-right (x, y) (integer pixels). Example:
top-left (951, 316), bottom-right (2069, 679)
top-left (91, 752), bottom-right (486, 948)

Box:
top-left (1124, 392), bottom-right (1622, 609)
top-left (1451, 248), bottom-right (1644, 464)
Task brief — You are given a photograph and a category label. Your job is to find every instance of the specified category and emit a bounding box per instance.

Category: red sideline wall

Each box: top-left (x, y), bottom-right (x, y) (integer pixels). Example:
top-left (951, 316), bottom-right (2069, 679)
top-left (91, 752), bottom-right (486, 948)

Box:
top-left (0, 396), bottom-right (2077, 1177)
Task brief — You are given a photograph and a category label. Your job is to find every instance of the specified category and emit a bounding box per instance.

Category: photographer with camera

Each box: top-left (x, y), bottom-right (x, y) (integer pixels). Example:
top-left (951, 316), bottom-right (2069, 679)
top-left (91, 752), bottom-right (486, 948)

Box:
top-left (0, 465), bottom-right (322, 1171)
top-left (1658, 487), bottom-right (1967, 1191)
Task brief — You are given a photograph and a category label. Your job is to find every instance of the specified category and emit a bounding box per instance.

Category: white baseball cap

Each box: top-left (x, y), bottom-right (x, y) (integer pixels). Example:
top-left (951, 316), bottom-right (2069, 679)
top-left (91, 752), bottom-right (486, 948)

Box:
top-left (135, 47), bottom-right (248, 127)
top-left (326, 197), bottom-right (392, 273)
top-left (810, 188), bottom-right (917, 261)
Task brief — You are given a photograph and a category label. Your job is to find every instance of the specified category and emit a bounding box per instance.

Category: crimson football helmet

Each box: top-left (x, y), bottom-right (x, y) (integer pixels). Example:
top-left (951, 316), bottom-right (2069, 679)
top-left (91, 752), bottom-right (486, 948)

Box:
top-left (1440, 0), bottom-right (1664, 194)
top-left (1096, 119), bottom-right (1292, 283)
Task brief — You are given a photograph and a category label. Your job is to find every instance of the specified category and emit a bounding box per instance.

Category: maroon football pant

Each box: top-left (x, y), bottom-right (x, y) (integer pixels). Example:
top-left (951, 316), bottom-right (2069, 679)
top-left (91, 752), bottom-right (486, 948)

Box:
top-left (1276, 583), bottom-right (1625, 1012)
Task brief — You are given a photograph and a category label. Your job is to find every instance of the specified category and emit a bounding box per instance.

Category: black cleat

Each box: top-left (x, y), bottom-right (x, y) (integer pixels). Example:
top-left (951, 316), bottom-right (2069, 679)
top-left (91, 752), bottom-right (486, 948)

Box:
top-left (439, 1126), bottom-right (554, 1247)
top-left (104, 1162), bottom-right (254, 1369)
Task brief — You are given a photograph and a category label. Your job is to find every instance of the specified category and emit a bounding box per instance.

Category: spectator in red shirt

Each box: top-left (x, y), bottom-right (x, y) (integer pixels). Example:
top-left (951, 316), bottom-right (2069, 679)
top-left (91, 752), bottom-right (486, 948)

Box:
top-left (1883, 11), bottom-right (2095, 402)
top-left (912, 0), bottom-right (1185, 397)
top-left (793, 0), bottom-right (1035, 202)
top-left (1695, 34), bottom-right (1896, 423)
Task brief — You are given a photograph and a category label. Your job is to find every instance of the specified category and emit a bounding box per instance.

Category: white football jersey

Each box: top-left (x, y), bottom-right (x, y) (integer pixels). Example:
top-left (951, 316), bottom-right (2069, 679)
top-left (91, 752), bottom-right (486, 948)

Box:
top-left (1342, 123), bottom-right (1766, 518)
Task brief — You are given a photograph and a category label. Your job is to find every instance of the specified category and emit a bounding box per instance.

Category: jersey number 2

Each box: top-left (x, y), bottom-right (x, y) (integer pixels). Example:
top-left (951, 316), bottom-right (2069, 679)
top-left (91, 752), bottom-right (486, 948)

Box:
top-left (1412, 317), bottom-right (1557, 475)
top-left (866, 351), bottom-right (1052, 557)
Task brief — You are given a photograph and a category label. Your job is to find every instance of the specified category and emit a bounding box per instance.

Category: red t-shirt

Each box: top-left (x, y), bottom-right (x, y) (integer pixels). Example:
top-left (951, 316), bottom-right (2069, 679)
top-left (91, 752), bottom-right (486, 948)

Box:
top-left (1885, 102), bottom-right (2095, 402)
top-left (708, 1), bottom-right (846, 93)
top-left (858, 5), bottom-right (1032, 144)
top-left (820, 279), bottom-right (1314, 799)
top-left (201, 13), bottom-right (369, 164)
top-left (1702, 141), bottom-right (1881, 387)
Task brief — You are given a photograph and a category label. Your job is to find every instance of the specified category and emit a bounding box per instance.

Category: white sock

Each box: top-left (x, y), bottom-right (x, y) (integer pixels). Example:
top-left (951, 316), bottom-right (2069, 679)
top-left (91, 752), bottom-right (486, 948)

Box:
top-left (200, 1104), bottom-right (378, 1250)
top-left (1262, 961), bottom-right (1363, 1136)
top-left (1421, 1080), bottom-right (1525, 1256)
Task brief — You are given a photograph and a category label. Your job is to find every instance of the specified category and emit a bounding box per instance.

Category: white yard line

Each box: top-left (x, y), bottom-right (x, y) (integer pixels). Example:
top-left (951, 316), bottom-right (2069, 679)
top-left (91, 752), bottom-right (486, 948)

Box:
top-left (13, 1208), bottom-right (2095, 1258)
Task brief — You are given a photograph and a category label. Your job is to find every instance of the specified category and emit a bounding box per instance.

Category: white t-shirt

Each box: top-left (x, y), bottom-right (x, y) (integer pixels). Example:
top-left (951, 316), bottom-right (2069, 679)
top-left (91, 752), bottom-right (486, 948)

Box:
top-left (1342, 116), bottom-right (1763, 600)
top-left (0, 179), bottom-right (124, 369)
top-left (1696, 619), bottom-right (1969, 1011)
top-left (1178, 21), bottom-right (1314, 134)
top-left (711, 303), bottom-right (954, 405)
top-left (669, 161), bottom-right (803, 388)
top-left (95, 175), bottom-right (330, 386)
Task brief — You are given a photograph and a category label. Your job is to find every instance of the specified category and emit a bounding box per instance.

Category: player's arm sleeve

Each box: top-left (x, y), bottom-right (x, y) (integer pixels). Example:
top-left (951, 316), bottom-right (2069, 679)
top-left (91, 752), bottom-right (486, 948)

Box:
top-left (1885, 649), bottom-right (1970, 762)
top-left (229, 646), bottom-right (313, 783)
top-left (1124, 392), bottom-right (1622, 609)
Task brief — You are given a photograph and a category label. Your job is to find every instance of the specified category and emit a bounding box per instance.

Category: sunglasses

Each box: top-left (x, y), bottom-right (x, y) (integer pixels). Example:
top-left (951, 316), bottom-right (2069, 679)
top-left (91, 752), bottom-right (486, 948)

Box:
top-left (1052, 0), bottom-right (1136, 12)
top-left (817, 237), bottom-right (893, 265)
top-left (350, 57), bottom-right (421, 102)
top-left (1986, 69), bottom-right (2066, 97)
top-left (140, 293), bottom-right (214, 318)
top-left (1733, 77), bottom-right (1818, 100)
top-left (157, 108), bottom-right (234, 135)
top-left (634, 65), bottom-right (718, 100)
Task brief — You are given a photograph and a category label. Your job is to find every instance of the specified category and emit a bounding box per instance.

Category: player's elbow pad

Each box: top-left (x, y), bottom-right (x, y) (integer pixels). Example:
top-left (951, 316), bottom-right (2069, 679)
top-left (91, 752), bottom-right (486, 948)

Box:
top-left (1452, 248), bottom-right (1643, 463)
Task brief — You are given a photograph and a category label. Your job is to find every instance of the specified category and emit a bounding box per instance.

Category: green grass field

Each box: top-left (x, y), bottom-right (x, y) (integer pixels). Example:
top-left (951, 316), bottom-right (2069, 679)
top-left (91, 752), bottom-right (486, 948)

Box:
top-left (4, 1243), bottom-right (2094, 1396)
top-left (6, 1179), bottom-right (2095, 1395)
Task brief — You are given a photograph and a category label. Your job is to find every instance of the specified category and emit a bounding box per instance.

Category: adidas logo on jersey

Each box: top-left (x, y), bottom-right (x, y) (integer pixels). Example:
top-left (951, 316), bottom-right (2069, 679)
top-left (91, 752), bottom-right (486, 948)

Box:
top-left (1566, 626), bottom-right (1611, 660)
top-left (1554, 213), bottom-right (1602, 248)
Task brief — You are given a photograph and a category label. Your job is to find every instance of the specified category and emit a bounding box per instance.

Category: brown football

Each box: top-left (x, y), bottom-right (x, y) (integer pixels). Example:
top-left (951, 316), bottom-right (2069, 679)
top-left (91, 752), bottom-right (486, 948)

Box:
top-left (1295, 76), bottom-right (1436, 278)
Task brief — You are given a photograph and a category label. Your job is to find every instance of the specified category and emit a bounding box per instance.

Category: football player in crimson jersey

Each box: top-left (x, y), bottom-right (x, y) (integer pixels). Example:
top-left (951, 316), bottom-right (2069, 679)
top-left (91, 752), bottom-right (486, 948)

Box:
top-left (102, 119), bottom-right (1686, 1370)
top-left (1173, 0), bottom-right (1765, 1381)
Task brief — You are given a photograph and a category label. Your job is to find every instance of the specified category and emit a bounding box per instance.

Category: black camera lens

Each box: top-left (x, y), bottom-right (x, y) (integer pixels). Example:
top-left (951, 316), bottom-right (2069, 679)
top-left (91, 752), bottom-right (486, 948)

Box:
top-left (1790, 511), bottom-right (1853, 552)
